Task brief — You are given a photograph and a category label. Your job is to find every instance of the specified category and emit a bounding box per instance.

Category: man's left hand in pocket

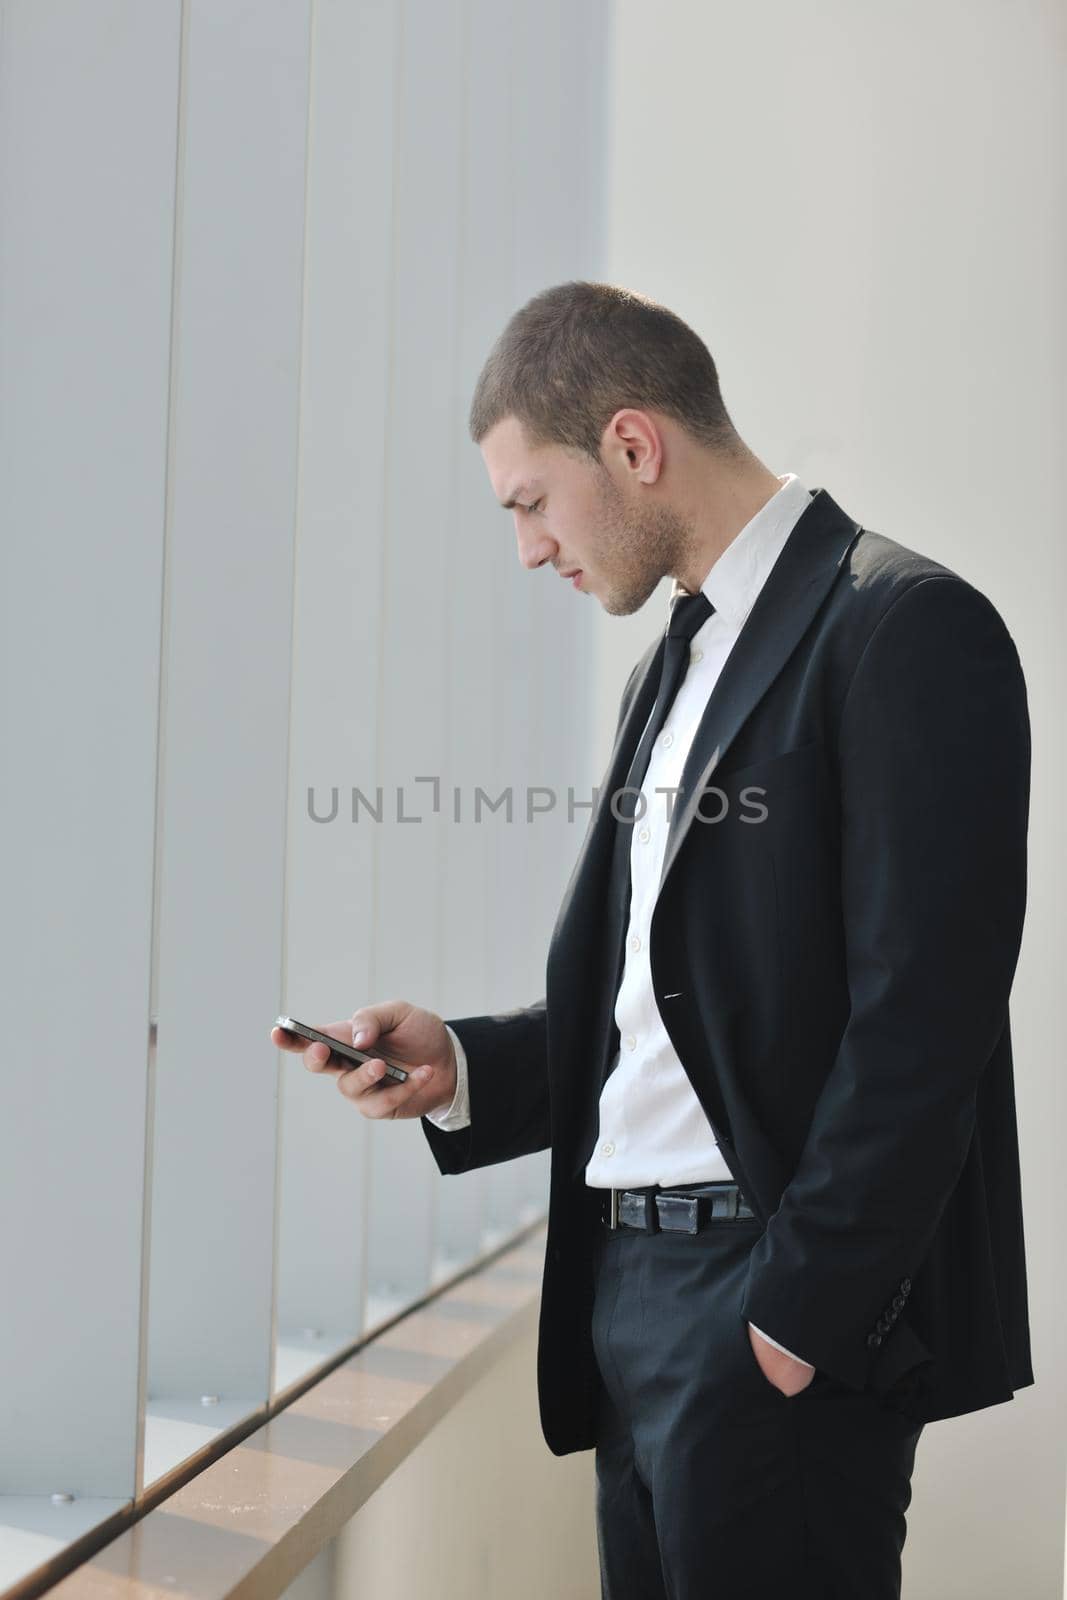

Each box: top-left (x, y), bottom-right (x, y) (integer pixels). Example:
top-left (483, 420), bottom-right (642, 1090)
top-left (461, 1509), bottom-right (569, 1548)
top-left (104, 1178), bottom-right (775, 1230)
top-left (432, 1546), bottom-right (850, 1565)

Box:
top-left (748, 1324), bottom-right (817, 1396)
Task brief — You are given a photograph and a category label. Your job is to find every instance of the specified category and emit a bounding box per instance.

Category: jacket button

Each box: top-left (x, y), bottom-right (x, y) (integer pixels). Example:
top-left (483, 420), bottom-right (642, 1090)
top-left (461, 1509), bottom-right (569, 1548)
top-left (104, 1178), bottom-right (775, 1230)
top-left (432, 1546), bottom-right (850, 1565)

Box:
top-left (867, 1332), bottom-right (883, 1348)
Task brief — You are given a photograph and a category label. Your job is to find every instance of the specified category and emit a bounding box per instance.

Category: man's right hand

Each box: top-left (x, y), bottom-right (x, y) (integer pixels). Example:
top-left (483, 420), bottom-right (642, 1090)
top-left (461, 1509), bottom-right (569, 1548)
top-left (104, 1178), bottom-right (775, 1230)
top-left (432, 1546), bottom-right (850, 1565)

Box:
top-left (269, 998), bottom-right (458, 1121)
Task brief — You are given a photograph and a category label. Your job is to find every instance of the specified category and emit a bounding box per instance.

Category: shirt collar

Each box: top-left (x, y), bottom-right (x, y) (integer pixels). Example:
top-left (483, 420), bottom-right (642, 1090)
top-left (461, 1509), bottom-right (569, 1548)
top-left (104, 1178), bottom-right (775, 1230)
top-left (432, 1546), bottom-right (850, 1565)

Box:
top-left (668, 473), bottom-right (813, 630)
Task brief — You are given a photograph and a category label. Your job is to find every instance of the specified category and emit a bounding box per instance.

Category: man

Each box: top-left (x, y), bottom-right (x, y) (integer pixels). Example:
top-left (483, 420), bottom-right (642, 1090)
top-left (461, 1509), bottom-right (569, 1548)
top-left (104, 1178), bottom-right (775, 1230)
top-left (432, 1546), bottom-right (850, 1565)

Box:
top-left (271, 282), bottom-right (1033, 1598)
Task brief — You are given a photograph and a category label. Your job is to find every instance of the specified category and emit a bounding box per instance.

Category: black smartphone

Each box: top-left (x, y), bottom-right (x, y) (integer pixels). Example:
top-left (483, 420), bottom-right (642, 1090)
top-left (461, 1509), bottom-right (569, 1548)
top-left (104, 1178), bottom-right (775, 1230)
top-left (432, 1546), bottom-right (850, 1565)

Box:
top-left (273, 1015), bottom-right (409, 1082)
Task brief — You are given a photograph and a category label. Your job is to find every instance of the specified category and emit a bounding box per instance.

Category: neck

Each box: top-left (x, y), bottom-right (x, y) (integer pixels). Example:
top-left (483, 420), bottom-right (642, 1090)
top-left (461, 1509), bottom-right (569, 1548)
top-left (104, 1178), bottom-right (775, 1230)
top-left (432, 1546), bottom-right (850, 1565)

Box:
top-left (672, 457), bottom-right (785, 594)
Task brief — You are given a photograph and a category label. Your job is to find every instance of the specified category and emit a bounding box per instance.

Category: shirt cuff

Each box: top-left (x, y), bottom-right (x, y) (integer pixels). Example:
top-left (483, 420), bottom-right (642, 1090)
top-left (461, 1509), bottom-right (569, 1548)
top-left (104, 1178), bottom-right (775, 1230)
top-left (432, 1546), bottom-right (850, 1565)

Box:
top-left (748, 1322), bottom-right (815, 1369)
top-left (423, 1024), bottom-right (472, 1130)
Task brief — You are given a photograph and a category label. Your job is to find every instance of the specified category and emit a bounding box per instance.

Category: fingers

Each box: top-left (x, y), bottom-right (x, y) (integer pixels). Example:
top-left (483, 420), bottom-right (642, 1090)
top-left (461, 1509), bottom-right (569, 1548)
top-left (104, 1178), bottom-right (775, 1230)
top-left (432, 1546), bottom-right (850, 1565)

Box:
top-left (270, 1014), bottom-right (444, 1119)
top-left (349, 998), bottom-right (408, 1051)
top-left (269, 1022), bottom-right (355, 1075)
top-left (337, 1058), bottom-right (435, 1119)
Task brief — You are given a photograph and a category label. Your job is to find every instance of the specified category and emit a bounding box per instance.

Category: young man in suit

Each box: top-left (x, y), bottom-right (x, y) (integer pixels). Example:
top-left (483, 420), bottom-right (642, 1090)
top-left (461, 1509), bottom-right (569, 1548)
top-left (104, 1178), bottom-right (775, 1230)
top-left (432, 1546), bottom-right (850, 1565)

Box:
top-left (271, 282), bottom-right (1033, 1598)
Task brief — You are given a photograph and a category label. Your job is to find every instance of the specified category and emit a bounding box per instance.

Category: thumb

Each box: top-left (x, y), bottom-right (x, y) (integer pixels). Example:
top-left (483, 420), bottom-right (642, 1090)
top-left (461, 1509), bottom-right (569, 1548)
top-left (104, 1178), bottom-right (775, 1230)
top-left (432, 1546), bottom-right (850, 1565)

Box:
top-left (350, 998), bottom-right (409, 1048)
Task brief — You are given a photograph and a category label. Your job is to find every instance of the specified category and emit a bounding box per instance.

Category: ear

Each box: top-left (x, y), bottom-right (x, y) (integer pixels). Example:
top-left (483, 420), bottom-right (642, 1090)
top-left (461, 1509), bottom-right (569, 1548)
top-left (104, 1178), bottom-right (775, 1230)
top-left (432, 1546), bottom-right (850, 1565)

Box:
top-left (602, 408), bottom-right (663, 487)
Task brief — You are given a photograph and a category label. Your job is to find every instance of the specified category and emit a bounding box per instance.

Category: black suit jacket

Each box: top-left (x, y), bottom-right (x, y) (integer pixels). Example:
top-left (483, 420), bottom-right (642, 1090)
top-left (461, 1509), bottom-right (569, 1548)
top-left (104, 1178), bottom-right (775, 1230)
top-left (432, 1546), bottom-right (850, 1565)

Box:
top-left (422, 486), bottom-right (1034, 1455)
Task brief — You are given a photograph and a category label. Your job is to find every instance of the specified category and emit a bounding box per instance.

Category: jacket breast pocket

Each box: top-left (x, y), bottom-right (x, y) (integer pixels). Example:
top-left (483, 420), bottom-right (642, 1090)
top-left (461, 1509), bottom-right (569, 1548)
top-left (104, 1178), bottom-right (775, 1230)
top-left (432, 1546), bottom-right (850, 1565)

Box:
top-left (698, 739), bottom-right (824, 842)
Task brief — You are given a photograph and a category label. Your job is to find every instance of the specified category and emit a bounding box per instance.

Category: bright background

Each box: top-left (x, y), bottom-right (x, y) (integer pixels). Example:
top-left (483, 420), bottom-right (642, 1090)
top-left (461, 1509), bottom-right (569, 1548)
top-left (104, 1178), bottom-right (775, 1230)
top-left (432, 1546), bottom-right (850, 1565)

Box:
top-left (595, 4), bottom-right (1066, 1595)
top-left (0, 1), bottom-right (1062, 1596)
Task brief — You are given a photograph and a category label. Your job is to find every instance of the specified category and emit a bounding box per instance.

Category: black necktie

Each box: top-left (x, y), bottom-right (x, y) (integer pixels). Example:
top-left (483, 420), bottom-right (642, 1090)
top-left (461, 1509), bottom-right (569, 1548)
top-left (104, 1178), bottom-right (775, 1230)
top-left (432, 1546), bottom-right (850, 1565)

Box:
top-left (575, 589), bottom-right (714, 1175)
top-left (618, 590), bottom-right (715, 817)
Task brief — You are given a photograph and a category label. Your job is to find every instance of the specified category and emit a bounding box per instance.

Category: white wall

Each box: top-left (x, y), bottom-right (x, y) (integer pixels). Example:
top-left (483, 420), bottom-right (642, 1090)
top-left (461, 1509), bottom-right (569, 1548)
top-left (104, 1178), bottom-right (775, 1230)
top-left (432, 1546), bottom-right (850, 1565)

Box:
top-left (599, 2), bottom-right (1065, 1595)
top-left (333, 1320), bottom-right (599, 1600)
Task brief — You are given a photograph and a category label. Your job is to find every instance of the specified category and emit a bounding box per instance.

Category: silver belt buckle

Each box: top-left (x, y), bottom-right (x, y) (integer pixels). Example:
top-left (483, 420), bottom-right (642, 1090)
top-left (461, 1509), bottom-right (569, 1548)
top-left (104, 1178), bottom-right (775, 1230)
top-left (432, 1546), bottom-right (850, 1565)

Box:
top-left (609, 1187), bottom-right (619, 1229)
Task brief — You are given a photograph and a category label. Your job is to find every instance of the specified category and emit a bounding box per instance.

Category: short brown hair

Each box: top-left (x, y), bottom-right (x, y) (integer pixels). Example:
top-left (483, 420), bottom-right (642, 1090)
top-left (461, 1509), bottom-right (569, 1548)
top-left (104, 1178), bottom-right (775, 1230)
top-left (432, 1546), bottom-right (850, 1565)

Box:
top-left (468, 280), bottom-right (742, 463)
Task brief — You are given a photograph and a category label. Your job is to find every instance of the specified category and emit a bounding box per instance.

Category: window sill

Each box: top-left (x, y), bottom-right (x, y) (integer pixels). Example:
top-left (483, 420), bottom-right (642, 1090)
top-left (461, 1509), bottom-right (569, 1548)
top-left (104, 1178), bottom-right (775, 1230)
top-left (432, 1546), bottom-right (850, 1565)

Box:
top-left (3, 1223), bottom-right (547, 1600)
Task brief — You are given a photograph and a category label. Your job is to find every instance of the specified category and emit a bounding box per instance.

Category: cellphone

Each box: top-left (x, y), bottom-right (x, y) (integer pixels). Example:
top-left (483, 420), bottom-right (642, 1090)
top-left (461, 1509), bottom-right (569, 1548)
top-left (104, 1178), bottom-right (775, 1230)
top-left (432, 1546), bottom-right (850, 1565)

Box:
top-left (273, 1015), bottom-right (409, 1082)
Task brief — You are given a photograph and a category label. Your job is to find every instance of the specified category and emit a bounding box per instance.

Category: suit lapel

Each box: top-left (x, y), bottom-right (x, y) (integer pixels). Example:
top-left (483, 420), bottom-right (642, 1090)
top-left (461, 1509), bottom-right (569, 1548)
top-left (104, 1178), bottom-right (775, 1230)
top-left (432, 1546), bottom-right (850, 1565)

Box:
top-left (657, 487), bottom-right (861, 895)
top-left (548, 628), bottom-right (663, 949)
top-left (547, 487), bottom-right (861, 1007)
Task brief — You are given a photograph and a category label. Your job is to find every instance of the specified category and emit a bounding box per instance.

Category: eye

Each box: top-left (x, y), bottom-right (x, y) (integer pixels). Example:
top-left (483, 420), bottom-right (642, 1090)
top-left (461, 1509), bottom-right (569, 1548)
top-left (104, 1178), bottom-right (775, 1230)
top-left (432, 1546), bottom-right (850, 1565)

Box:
top-left (526, 499), bottom-right (543, 514)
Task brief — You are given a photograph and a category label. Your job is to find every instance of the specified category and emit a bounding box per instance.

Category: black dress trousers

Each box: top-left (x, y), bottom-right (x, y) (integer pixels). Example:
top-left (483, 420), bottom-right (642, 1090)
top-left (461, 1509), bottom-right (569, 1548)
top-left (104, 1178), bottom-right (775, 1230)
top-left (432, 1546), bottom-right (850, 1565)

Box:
top-left (590, 1216), bottom-right (925, 1600)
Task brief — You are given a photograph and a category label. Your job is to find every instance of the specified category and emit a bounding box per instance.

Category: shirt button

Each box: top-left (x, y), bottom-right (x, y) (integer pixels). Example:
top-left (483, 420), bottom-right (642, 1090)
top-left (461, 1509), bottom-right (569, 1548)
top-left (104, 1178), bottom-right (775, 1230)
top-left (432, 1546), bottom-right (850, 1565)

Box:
top-left (661, 731), bottom-right (673, 747)
top-left (691, 647), bottom-right (703, 663)
top-left (629, 934), bottom-right (641, 952)
top-left (600, 1141), bottom-right (615, 1157)
top-left (624, 1034), bottom-right (637, 1051)
top-left (638, 826), bottom-right (650, 843)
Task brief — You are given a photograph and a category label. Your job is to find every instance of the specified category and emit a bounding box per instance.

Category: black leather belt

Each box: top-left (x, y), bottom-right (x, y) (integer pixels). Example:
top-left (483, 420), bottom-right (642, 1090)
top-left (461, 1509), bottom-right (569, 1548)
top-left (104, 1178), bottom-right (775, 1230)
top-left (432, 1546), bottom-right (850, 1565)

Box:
top-left (597, 1181), bottom-right (756, 1233)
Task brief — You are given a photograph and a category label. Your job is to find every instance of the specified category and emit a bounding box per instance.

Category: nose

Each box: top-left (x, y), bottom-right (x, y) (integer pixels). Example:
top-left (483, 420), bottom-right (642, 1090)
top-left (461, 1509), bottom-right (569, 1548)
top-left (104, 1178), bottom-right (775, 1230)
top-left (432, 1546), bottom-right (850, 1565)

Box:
top-left (515, 523), bottom-right (556, 572)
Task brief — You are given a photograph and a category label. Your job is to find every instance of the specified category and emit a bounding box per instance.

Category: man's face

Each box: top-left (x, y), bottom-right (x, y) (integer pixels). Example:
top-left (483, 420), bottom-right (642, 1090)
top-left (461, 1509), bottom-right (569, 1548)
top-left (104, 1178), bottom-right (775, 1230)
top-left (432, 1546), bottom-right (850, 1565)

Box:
top-left (480, 415), bottom-right (690, 617)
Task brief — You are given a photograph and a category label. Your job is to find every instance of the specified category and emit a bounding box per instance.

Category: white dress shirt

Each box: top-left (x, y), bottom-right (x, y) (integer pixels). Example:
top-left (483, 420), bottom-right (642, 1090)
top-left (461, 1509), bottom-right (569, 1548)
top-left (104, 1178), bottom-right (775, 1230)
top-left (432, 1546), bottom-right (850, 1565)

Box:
top-left (428, 473), bottom-right (815, 1368)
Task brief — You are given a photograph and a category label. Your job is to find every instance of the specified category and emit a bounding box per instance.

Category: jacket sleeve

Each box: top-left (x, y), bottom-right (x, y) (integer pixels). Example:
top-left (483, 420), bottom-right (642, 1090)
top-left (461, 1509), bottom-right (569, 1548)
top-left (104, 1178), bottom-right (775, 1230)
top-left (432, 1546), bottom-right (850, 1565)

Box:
top-left (739, 574), bottom-right (1030, 1390)
top-left (420, 999), bottom-right (549, 1175)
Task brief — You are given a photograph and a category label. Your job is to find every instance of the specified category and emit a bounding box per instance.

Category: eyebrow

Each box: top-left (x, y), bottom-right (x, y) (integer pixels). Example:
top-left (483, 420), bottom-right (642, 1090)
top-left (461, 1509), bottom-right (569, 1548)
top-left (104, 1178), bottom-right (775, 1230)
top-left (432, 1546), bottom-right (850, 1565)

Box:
top-left (499, 481), bottom-right (537, 510)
